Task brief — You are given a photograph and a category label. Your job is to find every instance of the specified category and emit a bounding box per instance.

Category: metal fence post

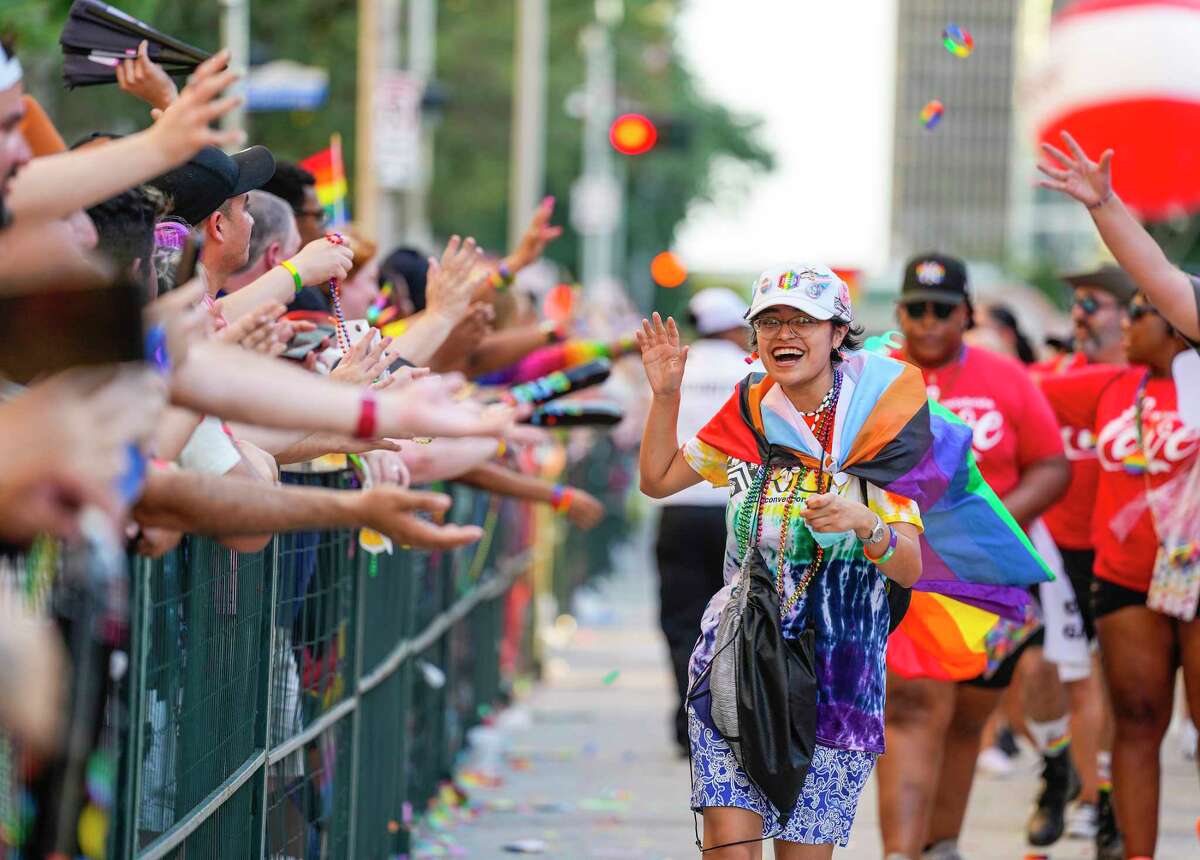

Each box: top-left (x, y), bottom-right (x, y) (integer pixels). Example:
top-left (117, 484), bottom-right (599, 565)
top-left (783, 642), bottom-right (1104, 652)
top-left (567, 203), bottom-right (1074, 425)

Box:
top-left (254, 537), bottom-right (280, 858)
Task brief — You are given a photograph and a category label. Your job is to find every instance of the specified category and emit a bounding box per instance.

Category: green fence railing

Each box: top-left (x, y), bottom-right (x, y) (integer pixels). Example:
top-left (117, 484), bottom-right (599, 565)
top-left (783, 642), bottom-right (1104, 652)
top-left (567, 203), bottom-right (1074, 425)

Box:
top-left (115, 473), bottom-right (533, 860)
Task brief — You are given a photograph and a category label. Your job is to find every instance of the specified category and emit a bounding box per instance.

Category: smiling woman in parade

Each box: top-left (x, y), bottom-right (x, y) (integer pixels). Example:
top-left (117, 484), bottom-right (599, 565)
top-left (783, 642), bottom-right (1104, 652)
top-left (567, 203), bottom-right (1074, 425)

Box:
top-left (637, 266), bottom-right (924, 858)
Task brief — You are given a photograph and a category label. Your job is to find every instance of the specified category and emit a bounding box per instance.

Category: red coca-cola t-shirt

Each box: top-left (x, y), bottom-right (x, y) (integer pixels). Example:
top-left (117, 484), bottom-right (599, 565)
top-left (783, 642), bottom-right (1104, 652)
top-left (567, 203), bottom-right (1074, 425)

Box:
top-left (1041, 366), bottom-right (1200, 591)
top-left (1033, 356), bottom-right (1111, 550)
top-left (893, 345), bottom-right (1064, 499)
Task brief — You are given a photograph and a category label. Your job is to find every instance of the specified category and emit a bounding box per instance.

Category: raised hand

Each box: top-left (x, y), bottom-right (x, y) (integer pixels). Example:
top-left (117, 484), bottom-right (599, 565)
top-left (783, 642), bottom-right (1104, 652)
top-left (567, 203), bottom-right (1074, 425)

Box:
top-left (290, 235), bottom-right (354, 285)
top-left (330, 332), bottom-right (395, 385)
top-left (507, 196), bottom-right (563, 273)
top-left (117, 40), bottom-right (179, 112)
top-left (148, 49), bottom-right (244, 159)
top-left (635, 313), bottom-right (689, 398)
top-left (424, 235), bottom-right (488, 322)
top-left (1037, 130), bottom-right (1114, 209)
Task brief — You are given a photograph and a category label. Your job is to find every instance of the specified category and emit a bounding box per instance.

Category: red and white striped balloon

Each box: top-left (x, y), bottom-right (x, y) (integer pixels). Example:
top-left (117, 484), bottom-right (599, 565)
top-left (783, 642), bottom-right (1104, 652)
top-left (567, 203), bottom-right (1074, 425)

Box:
top-left (1027, 0), bottom-right (1200, 220)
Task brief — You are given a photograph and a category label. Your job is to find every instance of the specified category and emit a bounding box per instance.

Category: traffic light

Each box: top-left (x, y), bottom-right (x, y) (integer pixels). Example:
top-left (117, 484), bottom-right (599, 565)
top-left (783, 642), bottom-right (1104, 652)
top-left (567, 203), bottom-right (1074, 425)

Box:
top-left (609, 113), bottom-right (658, 155)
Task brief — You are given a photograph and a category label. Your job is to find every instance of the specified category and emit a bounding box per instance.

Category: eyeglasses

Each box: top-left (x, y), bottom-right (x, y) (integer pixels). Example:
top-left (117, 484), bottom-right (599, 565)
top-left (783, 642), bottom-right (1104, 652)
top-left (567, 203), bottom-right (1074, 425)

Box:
top-left (1127, 303), bottom-right (1161, 322)
top-left (751, 315), bottom-right (821, 337)
top-left (298, 207), bottom-right (328, 225)
top-left (902, 301), bottom-right (957, 320)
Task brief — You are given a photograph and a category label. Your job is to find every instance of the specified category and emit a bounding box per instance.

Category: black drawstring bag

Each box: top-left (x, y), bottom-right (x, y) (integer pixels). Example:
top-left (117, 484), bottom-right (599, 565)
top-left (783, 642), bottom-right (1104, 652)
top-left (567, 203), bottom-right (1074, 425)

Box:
top-left (723, 547), bottom-right (817, 825)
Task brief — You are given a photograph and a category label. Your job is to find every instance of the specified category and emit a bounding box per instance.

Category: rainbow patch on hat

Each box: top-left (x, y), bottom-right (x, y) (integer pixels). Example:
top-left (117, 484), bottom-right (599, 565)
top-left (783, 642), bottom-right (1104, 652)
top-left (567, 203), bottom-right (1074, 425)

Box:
top-left (777, 271), bottom-right (799, 291)
top-left (916, 261), bottom-right (946, 286)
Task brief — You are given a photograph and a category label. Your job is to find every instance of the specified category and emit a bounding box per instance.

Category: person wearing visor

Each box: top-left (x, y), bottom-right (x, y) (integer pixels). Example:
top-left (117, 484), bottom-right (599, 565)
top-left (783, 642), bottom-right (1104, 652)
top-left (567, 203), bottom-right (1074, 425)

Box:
top-left (638, 265), bottom-right (925, 856)
top-left (879, 253), bottom-right (1071, 860)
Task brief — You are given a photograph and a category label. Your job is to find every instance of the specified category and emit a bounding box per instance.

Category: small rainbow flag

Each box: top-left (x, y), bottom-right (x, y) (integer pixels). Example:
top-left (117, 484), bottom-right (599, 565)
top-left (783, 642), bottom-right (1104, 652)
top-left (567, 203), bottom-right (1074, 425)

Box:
top-left (299, 132), bottom-right (348, 226)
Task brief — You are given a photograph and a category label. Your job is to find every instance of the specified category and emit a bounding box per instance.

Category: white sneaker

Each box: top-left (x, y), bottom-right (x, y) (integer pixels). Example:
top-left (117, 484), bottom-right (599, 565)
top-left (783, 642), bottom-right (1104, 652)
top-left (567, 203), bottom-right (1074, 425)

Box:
top-left (976, 745), bottom-right (1016, 777)
top-left (1066, 800), bottom-right (1099, 839)
top-left (922, 840), bottom-right (965, 860)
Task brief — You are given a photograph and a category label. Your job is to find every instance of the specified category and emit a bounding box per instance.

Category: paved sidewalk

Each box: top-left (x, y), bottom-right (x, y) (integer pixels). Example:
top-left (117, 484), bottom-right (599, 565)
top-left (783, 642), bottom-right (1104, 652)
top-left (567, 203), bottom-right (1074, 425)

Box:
top-left (425, 545), bottom-right (1200, 859)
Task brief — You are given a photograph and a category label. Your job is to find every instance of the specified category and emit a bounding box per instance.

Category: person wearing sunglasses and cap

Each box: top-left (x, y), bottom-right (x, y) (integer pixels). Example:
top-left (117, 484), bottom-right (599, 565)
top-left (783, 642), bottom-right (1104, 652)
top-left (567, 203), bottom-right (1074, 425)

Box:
top-left (1038, 292), bottom-right (1199, 860)
top-left (1024, 264), bottom-right (1138, 856)
top-left (879, 253), bottom-right (1072, 860)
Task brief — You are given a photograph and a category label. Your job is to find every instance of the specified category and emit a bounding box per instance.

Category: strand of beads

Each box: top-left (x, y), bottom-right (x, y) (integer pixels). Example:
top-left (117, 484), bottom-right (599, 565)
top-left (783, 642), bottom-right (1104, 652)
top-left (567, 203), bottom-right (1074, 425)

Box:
top-left (326, 232), bottom-right (350, 354)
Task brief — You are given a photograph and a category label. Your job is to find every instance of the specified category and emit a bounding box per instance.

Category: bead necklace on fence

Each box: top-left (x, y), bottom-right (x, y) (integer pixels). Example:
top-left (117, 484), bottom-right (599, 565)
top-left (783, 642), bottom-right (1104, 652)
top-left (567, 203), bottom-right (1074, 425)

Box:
top-left (734, 368), bottom-right (841, 616)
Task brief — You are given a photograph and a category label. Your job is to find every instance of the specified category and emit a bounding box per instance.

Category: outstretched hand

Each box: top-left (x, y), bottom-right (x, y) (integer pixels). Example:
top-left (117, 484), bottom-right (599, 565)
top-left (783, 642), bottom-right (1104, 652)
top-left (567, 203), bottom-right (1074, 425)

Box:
top-left (635, 313), bottom-right (689, 398)
top-left (148, 49), bottom-right (244, 158)
top-left (425, 235), bottom-right (488, 323)
top-left (1037, 130), bottom-right (1114, 209)
top-left (117, 40), bottom-right (179, 112)
top-left (507, 196), bottom-right (563, 273)
top-left (359, 486), bottom-right (484, 549)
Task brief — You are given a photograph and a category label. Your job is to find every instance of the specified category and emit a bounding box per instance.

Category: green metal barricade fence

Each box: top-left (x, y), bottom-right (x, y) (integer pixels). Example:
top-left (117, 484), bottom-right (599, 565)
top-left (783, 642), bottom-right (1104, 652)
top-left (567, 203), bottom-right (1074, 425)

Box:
top-left (114, 473), bottom-right (533, 860)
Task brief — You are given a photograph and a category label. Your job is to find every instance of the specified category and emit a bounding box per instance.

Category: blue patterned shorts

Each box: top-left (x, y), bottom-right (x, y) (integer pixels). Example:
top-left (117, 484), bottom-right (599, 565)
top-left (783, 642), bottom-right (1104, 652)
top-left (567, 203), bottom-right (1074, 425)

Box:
top-left (687, 676), bottom-right (876, 846)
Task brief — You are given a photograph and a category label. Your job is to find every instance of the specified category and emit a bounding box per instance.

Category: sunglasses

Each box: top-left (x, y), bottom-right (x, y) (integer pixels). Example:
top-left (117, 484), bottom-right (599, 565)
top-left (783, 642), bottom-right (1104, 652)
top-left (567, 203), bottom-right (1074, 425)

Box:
top-left (902, 301), bottom-right (957, 320)
top-left (1073, 295), bottom-right (1119, 316)
top-left (1126, 303), bottom-right (1161, 322)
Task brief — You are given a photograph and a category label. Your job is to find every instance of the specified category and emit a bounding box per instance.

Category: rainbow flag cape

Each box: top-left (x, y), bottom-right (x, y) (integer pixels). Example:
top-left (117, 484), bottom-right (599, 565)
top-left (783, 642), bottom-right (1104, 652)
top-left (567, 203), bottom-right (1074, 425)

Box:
top-left (299, 133), bottom-right (348, 226)
top-left (695, 349), bottom-right (1053, 680)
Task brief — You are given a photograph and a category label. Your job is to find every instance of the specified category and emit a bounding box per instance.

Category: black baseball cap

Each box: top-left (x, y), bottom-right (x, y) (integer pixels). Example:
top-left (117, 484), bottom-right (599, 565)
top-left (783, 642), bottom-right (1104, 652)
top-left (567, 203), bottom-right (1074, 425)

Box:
top-left (149, 145), bottom-right (276, 226)
top-left (1060, 264), bottom-right (1136, 304)
top-left (898, 252), bottom-right (970, 305)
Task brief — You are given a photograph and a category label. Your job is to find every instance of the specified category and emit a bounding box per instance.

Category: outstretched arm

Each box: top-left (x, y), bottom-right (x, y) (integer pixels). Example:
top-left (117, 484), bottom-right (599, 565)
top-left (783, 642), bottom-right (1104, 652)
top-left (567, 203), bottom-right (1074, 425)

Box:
top-left (1038, 131), bottom-right (1200, 340)
top-left (635, 313), bottom-right (703, 498)
top-left (8, 51), bottom-right (242, 225)
top-left (134, 469), bottom-right (484, 550)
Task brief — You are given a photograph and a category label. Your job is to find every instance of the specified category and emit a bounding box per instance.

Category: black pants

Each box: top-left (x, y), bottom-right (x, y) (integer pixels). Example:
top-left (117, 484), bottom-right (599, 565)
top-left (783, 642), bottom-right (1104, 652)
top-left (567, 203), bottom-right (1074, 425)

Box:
top-left (654, 505), bottom-right (727, 750)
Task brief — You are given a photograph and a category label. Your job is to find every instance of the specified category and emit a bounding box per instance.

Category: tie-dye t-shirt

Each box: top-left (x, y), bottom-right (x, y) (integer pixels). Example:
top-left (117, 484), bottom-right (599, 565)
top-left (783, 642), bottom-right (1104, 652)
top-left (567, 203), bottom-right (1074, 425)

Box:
top-left (682, 437), bottom-right (923, 755)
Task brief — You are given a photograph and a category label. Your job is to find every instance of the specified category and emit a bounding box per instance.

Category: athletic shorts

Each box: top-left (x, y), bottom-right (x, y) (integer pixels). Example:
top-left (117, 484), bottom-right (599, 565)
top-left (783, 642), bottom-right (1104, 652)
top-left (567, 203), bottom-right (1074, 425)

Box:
top-left (1058, 547), bottom-right (1097, 643)
top-left (960, 628), bottom-right (1045, 690)
top-left (1091, 577), bottom-right (1148, 620)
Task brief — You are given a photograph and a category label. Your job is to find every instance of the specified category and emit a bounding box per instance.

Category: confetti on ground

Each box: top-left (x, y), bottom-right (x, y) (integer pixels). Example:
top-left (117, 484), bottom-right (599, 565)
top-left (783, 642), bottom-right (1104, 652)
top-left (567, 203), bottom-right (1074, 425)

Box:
top-left (942, 23), bottom-right (974, 57)
top-left (458, 770), bottom-right (502, 788)
top-left (508, 755), bottom-right (533, 771)
top-left (601, 669), bottom-right (620, 685)
top-left (502, 839), bottom-right (548, 854)
top-left (919, 99), bottom-right (944, 130)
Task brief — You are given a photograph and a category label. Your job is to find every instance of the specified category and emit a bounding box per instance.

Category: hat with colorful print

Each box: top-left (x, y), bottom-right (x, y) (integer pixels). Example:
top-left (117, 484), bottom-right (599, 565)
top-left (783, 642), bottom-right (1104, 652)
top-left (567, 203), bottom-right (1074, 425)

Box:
top-left (745, 264), bottom-right (853, 322)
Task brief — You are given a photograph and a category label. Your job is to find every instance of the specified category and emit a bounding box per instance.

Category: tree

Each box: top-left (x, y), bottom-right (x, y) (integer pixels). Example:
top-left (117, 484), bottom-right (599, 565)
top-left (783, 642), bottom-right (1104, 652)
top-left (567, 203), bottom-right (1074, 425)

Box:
top-left (8, 0), bottom-right (773, 307)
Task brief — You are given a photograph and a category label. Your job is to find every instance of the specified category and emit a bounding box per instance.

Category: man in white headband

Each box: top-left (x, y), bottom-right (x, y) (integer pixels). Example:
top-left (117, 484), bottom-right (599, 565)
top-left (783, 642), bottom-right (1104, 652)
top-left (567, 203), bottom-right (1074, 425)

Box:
top-left (0, 38), bottom-right (31, 229)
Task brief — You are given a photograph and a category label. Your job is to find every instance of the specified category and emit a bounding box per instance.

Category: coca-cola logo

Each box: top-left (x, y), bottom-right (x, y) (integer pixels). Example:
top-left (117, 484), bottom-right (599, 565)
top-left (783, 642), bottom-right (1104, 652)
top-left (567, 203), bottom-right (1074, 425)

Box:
top-left (1097, 397), bottom-right (1199, 474)
top-left (941, 396), bottom-right (1005, 453)
top-left (1061, 426), bottom-right (1097, 462)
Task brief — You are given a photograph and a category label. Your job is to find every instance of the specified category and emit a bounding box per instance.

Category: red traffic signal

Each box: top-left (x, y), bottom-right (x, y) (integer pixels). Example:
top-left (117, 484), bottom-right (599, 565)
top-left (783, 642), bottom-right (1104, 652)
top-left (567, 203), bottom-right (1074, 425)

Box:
top-left (609, 113), bottom-right (657, 156)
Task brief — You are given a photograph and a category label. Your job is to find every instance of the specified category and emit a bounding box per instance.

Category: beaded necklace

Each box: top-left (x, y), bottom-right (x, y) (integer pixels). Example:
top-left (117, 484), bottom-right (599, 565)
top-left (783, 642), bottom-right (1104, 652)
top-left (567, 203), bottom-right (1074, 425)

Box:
top-left (734, 370), bottom-right (841, 615)
top-left (326, 232), bottom-right (351, 354)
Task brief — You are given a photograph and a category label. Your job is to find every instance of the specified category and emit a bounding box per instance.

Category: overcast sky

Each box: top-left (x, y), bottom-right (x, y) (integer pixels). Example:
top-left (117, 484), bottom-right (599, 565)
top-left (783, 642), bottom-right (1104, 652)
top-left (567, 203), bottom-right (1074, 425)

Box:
top-left (674, 0), bottom-right (898, 275)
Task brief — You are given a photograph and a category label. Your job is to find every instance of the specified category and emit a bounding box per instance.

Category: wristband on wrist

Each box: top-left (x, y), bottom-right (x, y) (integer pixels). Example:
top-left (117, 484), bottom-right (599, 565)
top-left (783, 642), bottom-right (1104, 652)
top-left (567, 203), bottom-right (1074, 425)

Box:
top-left (1087, 190), bottom-right (1114, 211)
top-left (495, 439), bottom-right (507, 459)
top-left (864, 524), bottom-right (898, 565)
top-left (355, 393), bottom-right (378, 439)
top-left (540, 319), bottom-right (567, 344)
top-left (550, 484), bottom-right (573, 514)
top-left (280, 259), bottom-right (304, 292)
top-left (488, 261), bottom-right (516, 291)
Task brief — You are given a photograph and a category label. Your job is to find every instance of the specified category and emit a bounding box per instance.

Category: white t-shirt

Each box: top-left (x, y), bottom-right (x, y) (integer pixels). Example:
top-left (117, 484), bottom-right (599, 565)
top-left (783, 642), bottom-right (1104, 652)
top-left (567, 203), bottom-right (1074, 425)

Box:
top-left (659, 337), bottom-right (754, 507)
top-left (179, 416), bottom-right (241, 475)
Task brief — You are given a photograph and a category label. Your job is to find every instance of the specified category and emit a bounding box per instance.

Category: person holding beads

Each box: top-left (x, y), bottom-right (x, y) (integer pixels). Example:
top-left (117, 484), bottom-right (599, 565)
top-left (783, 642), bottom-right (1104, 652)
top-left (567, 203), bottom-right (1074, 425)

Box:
top-left (637, 265), bottom-right (927, 858)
